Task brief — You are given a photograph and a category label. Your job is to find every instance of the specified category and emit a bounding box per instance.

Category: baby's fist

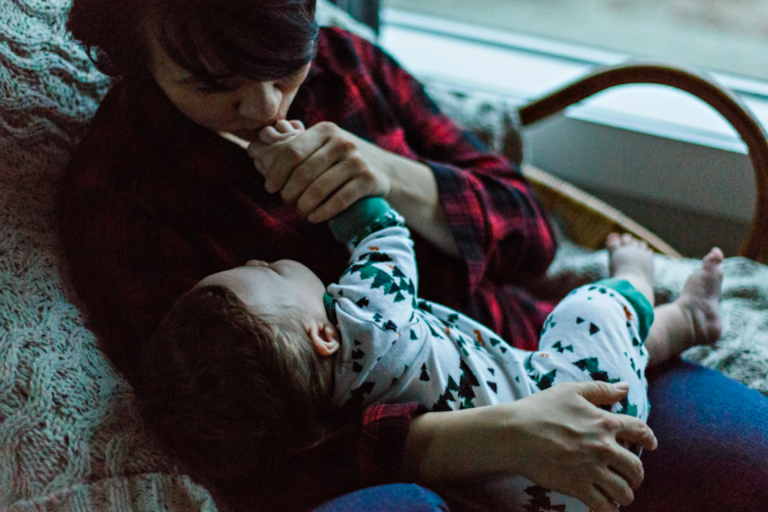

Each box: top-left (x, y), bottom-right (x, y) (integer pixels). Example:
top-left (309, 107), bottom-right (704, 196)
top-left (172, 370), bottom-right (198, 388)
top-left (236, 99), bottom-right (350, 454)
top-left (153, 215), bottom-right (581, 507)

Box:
top-left (259, 119), bottom-right (305, 144)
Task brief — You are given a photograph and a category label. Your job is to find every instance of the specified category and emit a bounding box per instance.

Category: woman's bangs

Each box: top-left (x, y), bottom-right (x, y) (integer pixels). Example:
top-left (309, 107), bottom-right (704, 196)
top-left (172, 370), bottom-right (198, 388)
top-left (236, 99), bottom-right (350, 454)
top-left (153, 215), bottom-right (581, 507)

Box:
top-left (156, 1), bottom-right (318, 84)
top-left (216, 11), bottom-right (318, 82)
top-left (157, 13), bottom-right (225, 86)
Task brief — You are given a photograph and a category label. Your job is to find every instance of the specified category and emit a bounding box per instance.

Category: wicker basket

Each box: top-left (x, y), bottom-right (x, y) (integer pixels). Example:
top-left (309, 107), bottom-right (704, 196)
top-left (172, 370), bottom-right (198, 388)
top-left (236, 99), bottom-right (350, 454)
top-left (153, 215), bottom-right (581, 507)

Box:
top-left (517, 62), bottom-right (768, 264)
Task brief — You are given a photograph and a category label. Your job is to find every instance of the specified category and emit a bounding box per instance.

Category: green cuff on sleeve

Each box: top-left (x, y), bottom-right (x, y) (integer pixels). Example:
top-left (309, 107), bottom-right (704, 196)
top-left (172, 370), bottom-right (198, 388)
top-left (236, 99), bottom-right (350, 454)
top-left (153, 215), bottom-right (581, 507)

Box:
top-left (328, 197), bottom-right (401, 246)
top-left (595, 277), bottom-right (655, 342)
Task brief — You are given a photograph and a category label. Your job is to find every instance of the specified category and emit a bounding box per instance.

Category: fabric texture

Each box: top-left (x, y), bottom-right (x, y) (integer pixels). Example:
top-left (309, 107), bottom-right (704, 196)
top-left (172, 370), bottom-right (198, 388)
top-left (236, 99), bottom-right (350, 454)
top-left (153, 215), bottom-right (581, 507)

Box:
top-left (3, 0), bottom-right (768, 511)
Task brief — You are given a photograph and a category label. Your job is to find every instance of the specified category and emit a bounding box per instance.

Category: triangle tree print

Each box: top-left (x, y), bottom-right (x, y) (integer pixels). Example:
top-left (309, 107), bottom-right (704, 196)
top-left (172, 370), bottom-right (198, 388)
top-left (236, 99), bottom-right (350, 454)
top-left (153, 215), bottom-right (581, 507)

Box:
top-left (540, 315), bottom-right (556, 336)
top-left (572, 357), bottom-right (620, 384)
top-left (525, 354), bottom-right (557, 390)
top-left (615, 395), bottom-right (639, 417)
top-left (343, 380), bottom-right (376, 411)
top-left (522, 485), bottom-right (566, 512)
top-left (343, 252), bottom-right (415, 304)
top-left (633, 336), bottom-right (646, 356)
top-left (457, 360), bottom-right (480, 409)
top-left (432, 375), bottom-right (460, 411)
top-left (417, 300), bottom-right (433, 314)
top-left (351, 340), bottom-right (365, 373)
top-left (551, 341), bottom-right (574, 354)
top-left (431, 360), bottom-right (481, 411)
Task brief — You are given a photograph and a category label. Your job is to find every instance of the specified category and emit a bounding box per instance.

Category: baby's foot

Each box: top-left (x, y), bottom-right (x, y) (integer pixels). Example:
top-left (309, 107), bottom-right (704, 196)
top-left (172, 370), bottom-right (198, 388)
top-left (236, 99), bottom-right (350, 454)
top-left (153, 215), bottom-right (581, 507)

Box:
top-left (606, 233), bottom-right (655, 306)
top-left (674, 247), bottom-right (724, 349)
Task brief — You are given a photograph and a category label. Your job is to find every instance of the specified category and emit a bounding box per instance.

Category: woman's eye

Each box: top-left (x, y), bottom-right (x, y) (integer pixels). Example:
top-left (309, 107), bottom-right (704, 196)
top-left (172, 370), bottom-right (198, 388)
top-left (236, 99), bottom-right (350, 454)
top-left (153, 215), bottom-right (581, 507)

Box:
top-left (195, 82), bottom-right (237, 94)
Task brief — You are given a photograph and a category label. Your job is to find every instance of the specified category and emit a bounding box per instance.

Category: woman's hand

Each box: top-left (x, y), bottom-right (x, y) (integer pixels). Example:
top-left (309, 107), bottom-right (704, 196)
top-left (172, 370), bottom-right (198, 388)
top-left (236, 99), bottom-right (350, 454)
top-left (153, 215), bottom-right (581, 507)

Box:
top-left (403, 381), bottom-right (657, 512)
top-left (247, 121), bottom-right (393, 223)
top-left (248, 120), bottom-right (460, 255)
top-left (504, 381), bottom-right (656, 511)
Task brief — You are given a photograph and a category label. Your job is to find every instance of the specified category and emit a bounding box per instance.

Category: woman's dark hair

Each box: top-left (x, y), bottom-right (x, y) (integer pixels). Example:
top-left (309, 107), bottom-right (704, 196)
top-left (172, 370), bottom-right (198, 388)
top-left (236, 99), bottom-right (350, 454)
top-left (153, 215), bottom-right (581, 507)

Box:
top-left (67, 0), bottom-right (318, 83)
top-left (138, 284), bottom-right (333, 482)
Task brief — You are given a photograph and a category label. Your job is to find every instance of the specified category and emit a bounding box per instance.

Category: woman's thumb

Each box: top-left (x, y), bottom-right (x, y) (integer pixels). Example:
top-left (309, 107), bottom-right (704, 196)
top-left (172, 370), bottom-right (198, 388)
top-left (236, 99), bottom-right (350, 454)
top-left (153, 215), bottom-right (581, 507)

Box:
top-left (578, 381), bottom-right (630, 406)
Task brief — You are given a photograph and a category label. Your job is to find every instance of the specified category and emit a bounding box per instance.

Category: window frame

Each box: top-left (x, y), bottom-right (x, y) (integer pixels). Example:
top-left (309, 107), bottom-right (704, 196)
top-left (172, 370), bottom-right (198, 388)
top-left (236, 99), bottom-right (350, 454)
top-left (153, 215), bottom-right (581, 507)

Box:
top-left (378, 8), bottom-right (765, 256)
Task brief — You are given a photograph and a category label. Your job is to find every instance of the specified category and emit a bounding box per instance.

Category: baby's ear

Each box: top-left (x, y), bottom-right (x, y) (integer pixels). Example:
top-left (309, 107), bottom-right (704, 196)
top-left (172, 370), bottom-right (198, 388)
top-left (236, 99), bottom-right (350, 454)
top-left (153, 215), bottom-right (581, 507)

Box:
top-left (307, 323), bottom-right (341, 357)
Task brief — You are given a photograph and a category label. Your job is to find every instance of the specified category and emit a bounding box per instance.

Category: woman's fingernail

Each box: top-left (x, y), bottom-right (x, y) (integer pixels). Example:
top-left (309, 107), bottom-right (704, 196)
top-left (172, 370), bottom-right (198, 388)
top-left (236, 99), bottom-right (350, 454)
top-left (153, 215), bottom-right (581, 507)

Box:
top-left (307, 213), bottom-right (318, 223)
top-left (613, 382), bottom-right (630, 392)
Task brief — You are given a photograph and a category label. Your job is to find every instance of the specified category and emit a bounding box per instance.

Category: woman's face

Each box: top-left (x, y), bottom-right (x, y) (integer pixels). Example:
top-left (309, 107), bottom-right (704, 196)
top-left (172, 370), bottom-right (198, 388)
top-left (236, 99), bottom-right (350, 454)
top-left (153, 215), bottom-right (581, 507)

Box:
top-left (146, 27), bottom-right (311, 141)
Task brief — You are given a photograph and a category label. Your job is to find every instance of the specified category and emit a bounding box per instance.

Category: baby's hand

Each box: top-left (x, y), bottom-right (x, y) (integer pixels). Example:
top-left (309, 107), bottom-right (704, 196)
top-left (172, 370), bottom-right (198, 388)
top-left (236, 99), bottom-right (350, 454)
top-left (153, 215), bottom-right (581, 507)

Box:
top-left (259, 119), bottom-right (305, 144)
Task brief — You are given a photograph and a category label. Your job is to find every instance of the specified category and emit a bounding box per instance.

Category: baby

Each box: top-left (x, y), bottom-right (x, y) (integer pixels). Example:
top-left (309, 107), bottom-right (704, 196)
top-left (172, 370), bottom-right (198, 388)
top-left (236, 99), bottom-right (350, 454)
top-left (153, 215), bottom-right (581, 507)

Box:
top-left (141, 189), bottom-right (723, 511)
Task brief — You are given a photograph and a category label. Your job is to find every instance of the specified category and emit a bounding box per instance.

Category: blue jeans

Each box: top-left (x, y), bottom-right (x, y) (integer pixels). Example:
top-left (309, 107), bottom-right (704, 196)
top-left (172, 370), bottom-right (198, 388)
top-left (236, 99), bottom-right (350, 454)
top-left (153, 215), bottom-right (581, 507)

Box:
top-left (315, 360), bottom-right (768, 512)
top-left (313, 484), bottom-right (448, 512)
top-left (625, 358), bottom-right (768, 512)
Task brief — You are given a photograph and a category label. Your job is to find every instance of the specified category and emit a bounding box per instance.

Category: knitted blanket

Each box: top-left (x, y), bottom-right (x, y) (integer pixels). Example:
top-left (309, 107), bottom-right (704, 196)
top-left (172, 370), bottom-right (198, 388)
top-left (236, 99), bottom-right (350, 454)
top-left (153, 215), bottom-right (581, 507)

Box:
top-left (1, 0), bottom-right (767, 511)
top-left (1, 0), bottom-right (217, 509)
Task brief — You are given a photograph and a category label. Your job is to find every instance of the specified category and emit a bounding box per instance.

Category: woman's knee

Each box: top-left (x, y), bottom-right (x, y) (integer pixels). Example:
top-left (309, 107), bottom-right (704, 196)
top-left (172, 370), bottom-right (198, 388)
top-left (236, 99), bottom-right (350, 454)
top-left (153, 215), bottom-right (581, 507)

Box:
top-left (626, 358), bottom-right (768, 512)
top-left (311, 484), bottom-right (448, 512)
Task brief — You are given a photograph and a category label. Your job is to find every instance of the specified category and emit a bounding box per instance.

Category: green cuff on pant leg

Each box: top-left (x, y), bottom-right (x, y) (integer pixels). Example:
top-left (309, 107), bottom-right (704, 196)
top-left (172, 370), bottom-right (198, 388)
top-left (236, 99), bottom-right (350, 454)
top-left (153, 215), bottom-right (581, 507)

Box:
top-left (595, 277), bottom-right (655, 342)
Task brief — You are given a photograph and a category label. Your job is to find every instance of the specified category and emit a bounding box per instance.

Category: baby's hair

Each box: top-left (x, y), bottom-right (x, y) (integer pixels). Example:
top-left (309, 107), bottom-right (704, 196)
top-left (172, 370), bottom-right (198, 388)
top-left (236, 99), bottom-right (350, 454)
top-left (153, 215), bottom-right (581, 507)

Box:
top-left (138, 283), bottom-right (332, 482)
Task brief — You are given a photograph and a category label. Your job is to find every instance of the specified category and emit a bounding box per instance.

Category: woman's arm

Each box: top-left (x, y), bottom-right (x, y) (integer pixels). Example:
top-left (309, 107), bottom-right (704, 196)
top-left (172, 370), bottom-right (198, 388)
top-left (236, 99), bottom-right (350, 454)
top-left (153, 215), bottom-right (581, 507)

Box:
top-left (247, 28), bottom-right (556, 288)
top-left (403, 381), bottom-right (658, 512)
top-left (356, 27), bottom-right (558, 288)
top-left (379, 153), bottom-right (458, 256)
top-left (249, 121), bottom-right (459, 256)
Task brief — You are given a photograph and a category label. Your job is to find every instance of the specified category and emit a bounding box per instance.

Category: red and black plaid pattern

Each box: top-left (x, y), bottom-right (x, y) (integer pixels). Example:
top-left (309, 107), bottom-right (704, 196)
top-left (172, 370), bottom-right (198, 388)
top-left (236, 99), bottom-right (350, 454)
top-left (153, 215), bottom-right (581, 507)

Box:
top-left (58, 27), bottom-right (557, 500)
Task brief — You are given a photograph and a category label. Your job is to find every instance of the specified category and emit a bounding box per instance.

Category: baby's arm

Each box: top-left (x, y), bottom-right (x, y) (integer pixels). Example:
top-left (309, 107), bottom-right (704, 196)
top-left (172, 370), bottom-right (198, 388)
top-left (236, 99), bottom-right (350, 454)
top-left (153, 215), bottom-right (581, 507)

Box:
top-left (328, 197), bottom-right (419, 321)
top-left (327, 198), bottom-right (425, 407)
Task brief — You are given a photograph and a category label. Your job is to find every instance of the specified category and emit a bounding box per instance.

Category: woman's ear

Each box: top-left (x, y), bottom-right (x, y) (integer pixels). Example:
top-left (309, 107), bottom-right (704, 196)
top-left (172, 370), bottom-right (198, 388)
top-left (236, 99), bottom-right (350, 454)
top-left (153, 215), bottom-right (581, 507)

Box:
top-left (307, 322), bottom-right (341, 357)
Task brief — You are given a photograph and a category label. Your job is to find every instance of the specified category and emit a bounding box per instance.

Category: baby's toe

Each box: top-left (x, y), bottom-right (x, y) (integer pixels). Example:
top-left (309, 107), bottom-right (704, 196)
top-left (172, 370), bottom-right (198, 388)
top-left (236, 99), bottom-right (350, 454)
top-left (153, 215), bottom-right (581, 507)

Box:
top-left (606, 232), bottom-right (622, 249)
top-left (703, 247), bottom-right (725, 266)
top-left (621, 233), bottom-right (636, 245)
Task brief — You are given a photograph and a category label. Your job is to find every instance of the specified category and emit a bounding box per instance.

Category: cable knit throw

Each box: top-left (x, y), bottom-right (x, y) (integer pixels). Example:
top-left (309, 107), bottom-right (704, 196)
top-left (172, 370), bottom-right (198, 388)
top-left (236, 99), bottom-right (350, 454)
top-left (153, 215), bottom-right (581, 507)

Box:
top-left (1, 0), bottom-right (219, 509)
top-left (2, 0), bottom-right (768, 511)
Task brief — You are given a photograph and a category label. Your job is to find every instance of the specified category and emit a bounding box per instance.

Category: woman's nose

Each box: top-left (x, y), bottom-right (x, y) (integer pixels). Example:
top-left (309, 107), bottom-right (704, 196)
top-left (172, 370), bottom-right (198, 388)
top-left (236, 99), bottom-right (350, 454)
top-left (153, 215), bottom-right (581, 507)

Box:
top-left (237, 81), bottom-right (282, 122)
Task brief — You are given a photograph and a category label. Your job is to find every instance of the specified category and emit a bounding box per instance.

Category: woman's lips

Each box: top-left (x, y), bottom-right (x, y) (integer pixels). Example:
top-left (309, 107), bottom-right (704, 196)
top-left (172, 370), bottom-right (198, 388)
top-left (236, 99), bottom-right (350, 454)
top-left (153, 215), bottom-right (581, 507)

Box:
top-left (232, 118), bottom-right (285, 141)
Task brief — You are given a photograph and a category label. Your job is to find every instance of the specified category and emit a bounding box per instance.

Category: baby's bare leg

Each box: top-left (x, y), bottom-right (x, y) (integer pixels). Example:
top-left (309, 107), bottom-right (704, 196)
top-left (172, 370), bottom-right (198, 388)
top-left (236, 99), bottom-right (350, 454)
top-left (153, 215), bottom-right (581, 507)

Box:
top-left (607, 234), bottom-right (724, 368)
top-left (645, 248), bottom-right (724, 367)
top-left (606, 233), bottom-right (655, 306)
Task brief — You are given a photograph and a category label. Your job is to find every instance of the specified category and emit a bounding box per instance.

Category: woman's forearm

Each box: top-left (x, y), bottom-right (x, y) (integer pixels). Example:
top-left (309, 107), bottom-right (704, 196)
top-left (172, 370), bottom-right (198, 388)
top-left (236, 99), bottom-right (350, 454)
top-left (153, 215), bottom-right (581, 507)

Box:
top-left (401, 404), bottom-right (516, 483)
top-left (383, 153), bottom-right (460, 258)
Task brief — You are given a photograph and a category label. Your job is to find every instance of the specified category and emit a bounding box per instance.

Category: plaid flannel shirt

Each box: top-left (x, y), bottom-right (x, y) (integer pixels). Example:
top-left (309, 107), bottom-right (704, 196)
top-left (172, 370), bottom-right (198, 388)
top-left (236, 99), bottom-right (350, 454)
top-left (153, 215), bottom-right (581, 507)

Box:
top-left (58, 27), bottom-right (557, 509)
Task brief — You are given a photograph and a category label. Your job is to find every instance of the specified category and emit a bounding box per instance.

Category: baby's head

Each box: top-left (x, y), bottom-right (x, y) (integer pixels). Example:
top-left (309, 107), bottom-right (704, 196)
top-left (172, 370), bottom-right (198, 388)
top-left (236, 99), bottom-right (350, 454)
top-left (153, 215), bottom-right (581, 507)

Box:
top-left (139, 259), bottom-right (341, 483)
top-left (198, 258), bottom-right (341, 363)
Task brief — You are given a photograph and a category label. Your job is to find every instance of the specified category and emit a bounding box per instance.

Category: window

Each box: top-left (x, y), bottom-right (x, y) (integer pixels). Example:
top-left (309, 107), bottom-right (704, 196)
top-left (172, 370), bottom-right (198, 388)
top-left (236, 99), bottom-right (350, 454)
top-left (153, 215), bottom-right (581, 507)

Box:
top-left (377, 3), bottom-right (768, 258)
top-left (383, 0), bottom-right (768, 82)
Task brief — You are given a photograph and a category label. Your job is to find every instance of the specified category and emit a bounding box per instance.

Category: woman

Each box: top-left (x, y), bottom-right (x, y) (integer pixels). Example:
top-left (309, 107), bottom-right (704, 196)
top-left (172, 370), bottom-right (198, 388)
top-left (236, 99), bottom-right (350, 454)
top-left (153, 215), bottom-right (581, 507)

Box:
top-left (60, 0), bottom-right (768, 511)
